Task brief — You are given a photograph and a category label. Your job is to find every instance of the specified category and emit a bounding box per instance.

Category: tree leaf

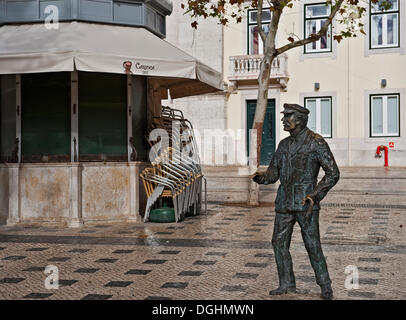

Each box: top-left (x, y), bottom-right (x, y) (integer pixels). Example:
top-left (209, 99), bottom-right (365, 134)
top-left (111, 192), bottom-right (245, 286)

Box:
top-left (191, 21), bottom-right (198, 29)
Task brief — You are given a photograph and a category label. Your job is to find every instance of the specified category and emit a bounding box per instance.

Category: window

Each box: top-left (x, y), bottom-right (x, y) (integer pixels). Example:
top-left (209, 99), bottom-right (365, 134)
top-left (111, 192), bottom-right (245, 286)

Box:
top-left (78, 72), bottom-right (127, 161)
top-left (370, 94), bottom-right (400, 137)
top-left (2, 72), bottom-right (136, 163)
top-left (21, 73), bottom-right (71, 162)
top-left (0, 75), bottom-right (16, 162)
top-left (305, 97), bottom-right (332, 138)
top-left (131, 76), bottom-right (149, 161)
top-left (370, 0), bottom-right (399, 49)
top-left (304, 3), bottom-right (332, 53)
top-left (247, 9), bottom-right (271, 54)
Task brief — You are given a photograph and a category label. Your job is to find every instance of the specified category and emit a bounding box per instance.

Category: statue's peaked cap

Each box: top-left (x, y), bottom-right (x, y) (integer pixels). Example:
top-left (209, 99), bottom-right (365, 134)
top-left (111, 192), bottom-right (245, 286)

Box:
top-left (281, 103), bottom-right (310, 114)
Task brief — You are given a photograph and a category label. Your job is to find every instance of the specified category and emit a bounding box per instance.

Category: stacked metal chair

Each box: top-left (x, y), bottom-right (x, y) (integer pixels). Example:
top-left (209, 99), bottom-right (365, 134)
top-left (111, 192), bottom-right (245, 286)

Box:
top-left (141, 106), bottom-right (206, 223)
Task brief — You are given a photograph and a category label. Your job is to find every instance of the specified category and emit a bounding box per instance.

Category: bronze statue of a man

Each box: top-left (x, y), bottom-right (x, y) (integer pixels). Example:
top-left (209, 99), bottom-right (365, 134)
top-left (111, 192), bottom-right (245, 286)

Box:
top-left (253, 103), bottom-right (340, 300)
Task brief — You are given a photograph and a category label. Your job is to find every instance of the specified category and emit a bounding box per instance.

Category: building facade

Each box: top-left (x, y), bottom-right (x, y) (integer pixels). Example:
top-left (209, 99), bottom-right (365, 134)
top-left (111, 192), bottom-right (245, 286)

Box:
top-left (168, 0), bottom-right (406, 168)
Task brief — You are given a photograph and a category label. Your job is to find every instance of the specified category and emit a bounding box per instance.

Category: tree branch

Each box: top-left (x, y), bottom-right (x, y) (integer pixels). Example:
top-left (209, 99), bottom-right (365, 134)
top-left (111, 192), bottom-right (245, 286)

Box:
top-left (257, 0), bottom-right (267, 43)
top-left (275, 0), bottom-right (344, 56)
top-left (264, 0), bottom-right (283, 56)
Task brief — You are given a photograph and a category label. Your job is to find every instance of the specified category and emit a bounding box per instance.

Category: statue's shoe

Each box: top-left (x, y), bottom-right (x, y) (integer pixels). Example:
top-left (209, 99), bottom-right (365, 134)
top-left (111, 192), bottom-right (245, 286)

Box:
top-left (269, 286), bottom-right (297, 295)
top-left (320, 284), bottom-right (333, 300)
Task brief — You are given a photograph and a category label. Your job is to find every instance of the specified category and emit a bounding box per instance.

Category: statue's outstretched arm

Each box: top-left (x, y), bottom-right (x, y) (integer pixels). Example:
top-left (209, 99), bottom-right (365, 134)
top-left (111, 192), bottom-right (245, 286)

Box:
top-left (253, 152), bottom-right (280, 185)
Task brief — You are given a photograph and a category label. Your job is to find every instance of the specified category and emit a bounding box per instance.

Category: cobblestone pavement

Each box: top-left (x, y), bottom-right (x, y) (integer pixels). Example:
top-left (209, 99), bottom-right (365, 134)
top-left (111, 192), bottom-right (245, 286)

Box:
top-left (0, 172), bottom-right (405, 300)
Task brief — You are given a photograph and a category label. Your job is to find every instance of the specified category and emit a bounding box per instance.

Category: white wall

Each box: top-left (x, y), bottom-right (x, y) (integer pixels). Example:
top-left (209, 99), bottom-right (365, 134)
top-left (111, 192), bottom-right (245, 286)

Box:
top-left (164, 0), bottom-right (227, 141)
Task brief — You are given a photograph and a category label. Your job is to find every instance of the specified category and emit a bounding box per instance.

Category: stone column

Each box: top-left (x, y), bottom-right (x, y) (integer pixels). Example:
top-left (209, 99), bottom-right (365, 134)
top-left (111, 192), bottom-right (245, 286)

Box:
top-left (128, 163), bottom-right (139, 222)
top-left (68, 163), bottom-right (83, 228)
top-left (7, 165), bottom-right (20, 225)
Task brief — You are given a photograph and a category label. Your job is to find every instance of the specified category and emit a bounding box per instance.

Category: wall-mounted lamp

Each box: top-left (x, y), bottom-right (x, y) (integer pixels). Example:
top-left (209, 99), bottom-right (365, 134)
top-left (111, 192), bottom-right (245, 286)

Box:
top-left (381, 79), bottom-right (387, 88)
top-left (314, 82), bottom-right (320, 91)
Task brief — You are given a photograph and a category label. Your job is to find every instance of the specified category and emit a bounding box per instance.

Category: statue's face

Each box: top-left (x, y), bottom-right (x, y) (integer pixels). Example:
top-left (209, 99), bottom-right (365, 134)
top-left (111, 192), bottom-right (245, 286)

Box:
top-left (281, 111), bottom-right (298, 132)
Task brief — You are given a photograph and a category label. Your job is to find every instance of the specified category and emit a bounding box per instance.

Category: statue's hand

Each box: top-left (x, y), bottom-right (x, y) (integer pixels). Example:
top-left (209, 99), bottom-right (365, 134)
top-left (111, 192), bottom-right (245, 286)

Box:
top-left (302, 195), bottom-right (315, 219)
top-left (252, 174), bottom-right (266, 184)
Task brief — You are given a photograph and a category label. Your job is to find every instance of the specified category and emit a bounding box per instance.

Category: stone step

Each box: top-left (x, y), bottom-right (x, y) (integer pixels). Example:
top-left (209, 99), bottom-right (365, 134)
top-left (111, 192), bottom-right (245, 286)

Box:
top-left (203, 165), bottom-right (406, 178)
top-left (202, 166), bottom-right (406, 203)
top-left (202, 166), bottom-right (249, 177)
top-left (206, 190), bottom-right (249, 202)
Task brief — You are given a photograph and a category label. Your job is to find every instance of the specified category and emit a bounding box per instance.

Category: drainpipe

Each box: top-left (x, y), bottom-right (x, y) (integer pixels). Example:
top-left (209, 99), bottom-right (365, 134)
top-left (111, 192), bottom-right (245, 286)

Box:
top-left (347, 39), bottom-right (352, 166)
top-left (375, 145), bottom-right (389, 167)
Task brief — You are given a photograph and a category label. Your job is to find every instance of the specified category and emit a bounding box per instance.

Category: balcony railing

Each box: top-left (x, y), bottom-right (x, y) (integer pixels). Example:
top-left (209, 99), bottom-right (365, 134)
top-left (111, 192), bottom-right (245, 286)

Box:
top-left (228, 54), bottom-right (288, 86)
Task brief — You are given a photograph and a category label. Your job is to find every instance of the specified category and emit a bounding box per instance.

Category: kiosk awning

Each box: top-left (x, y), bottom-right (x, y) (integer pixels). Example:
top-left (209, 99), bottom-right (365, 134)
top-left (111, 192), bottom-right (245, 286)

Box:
top-left (0, 21), bottom-right (223, 99)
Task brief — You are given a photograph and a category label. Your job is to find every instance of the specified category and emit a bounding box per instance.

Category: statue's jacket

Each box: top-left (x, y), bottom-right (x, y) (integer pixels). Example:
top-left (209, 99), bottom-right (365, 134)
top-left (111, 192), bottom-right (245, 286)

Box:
top-left (263, 127), bottom-right (340, 213)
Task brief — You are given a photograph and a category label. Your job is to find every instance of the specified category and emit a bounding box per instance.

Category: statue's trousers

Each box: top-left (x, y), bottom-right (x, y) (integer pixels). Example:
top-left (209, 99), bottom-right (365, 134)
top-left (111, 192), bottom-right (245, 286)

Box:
top-left (271, 210), bottom-right (331, 288)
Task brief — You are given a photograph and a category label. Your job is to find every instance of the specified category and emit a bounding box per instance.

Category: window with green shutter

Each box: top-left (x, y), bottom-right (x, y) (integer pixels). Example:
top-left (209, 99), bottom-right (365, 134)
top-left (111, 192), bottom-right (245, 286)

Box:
top-left (21, 73), bottom-right (71, 162)
top-left (0, 75), bottom-right (17, 162)
top-left (78, 72), bottom-right (127, 161)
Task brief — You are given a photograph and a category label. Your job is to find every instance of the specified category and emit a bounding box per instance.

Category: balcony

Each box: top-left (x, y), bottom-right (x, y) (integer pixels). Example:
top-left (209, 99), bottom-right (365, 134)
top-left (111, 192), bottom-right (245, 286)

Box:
top-left (228, 54), bottom-right (289, 89)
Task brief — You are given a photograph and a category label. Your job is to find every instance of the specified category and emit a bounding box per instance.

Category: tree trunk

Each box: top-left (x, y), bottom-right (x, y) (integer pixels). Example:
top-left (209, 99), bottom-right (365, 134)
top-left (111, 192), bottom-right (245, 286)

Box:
top-left (247, 2), bottom-right (281, 206)
top-left (247, 54), bottom-right (274, 206)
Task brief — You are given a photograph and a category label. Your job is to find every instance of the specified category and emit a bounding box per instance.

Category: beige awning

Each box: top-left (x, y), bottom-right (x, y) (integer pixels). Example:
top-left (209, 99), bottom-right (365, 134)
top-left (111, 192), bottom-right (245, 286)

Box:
top-left (0, 21), bottom-right (223, 99)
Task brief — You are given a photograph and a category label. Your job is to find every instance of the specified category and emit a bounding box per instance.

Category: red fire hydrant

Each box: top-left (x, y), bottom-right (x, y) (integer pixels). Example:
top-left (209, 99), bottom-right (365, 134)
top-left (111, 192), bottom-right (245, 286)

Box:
top-left (375, 145), bottom-right (388, 167)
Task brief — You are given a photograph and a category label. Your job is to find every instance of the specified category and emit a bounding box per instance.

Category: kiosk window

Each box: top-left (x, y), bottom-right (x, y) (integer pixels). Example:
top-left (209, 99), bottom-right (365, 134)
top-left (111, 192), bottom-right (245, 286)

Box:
top-left (78, 72), bottom-right (127, 161)
top-left (0, 75), bottom-right (17, 162)
top-left (21, 73), bottom-right (71, 162)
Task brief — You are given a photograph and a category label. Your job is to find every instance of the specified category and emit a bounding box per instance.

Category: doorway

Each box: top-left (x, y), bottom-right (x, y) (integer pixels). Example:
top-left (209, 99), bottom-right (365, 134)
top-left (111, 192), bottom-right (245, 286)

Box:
top-left (246, 99), bottom-right (276, 165)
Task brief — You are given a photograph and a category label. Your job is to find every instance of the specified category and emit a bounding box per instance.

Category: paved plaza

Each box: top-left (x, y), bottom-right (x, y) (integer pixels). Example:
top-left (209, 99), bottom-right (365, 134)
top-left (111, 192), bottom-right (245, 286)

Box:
top-left (0, 168), bottom-right (405, 300)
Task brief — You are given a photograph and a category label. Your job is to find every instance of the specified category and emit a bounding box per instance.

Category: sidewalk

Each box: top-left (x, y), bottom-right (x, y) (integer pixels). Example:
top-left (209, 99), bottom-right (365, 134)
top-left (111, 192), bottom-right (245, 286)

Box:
top-left (0, 168), bottom-right (405, 300)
